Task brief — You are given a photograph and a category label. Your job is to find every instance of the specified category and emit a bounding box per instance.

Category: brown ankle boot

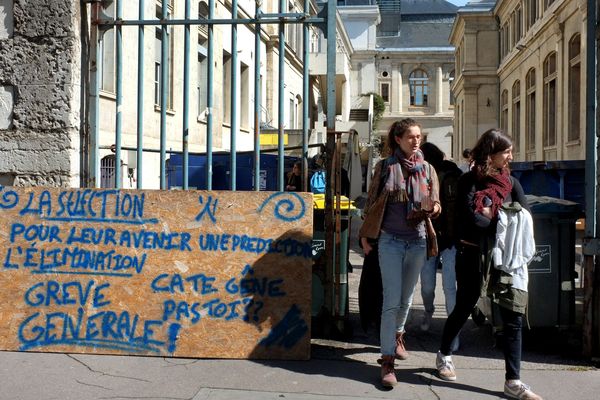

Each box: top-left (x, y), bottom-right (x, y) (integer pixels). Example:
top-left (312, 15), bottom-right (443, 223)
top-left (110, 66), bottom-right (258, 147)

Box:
top-left (395, 331), bottom-right (408, 360)
top-left (380, 355), bottom-right (397, 387)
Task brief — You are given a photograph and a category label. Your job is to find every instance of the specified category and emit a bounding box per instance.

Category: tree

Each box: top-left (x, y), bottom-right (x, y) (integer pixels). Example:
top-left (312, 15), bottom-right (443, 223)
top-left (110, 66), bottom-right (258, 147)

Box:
top-left (364, 92), bottom-right (385, 130)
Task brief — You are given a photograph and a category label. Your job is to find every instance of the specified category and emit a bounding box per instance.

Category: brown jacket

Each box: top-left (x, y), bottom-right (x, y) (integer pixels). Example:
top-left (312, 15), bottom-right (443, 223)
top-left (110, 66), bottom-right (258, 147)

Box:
top-left (359, 158), bottom-right (440, 240)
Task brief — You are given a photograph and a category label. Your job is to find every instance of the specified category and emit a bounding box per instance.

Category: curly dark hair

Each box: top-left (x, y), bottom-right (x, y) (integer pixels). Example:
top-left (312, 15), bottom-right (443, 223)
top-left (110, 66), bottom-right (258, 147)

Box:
top-left (471, 128), bottom-right (512, 176)
top-left (420, 142), bottom-right (445, 170)
top-left (383, 118), bottom-right (420, 157)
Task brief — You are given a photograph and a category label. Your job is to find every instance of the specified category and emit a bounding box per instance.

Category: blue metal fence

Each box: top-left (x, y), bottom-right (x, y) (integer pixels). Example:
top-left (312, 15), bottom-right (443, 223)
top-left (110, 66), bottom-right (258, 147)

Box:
top-left (88, 0), bottom-right (336, 192)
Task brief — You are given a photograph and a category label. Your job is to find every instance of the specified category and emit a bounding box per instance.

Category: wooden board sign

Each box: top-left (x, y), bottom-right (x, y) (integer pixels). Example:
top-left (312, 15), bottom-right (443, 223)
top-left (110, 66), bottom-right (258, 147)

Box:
top-left (0, 186), bottom-right (313, 359)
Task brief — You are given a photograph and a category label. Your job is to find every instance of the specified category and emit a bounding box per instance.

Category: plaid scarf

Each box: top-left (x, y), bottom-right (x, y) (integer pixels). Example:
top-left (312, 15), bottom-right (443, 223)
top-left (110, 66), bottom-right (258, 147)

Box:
top-left (473, 168), bottom-right (513, 218)
top-left (384, 148), bottom-right (431, 219)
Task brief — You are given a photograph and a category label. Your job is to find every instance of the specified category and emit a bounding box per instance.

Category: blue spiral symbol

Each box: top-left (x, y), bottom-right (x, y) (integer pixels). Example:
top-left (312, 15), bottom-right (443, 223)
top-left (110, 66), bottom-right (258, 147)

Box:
top-left (0, 185), bottom-right (19, 209)
top-left (257, 192), bottom-right (306, 222)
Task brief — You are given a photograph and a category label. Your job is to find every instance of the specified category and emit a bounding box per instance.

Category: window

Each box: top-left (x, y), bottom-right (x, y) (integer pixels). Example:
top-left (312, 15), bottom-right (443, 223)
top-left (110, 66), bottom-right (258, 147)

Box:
top-left (515, 6), bottom-right (522, 43)
top-left (198, 1), bottom-right (208, 36)
top-left (223, 51), bottom-right (232, 123)
top-left (380, 82), bottom-right (390, 103)
top-left (501, 89), bottom-right (508, 132)
top-left (197, 39), bottom-right (207, 118)
top-left (409, 69), bottom-right (428, 106)
top-left (568, 34), bottom-right (581, 142)
top-left (286, 1), bottom-right (296, 52)
top-left (100, 155), bottom-right (117, 188)
top-left (543, 52), bottom-right (557, 147)
top-left (310, 31), bottom-right (321, 53)
top-left (449, 70), bottom-right (455, 106)
top-left (99, 1), bottom-right (115, 92)
top-left (154, 3), bottom-right (174, 109)
top-left (240, 63), bottom-right (249, 128)
top-left (526, 0), bottom-right (537, 30)
top-left (500, 26), bottom-right (505, 59)
top-left (544, 0), bottom-right (556, 11)
top-left (526, 68), bottom-right (536, 151)
top-left (511, 12), bottom-right (517, 49)
top-left (500, 24), bottom-right (508, 59)
top-left (198, 2), bottom-right (208, 118)
top-left (512, 80), bottom-right (521, 153)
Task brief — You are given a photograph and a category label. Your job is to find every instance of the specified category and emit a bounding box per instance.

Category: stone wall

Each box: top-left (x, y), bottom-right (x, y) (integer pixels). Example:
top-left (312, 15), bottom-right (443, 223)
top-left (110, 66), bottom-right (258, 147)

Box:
top-left (0, 0), bottom-right (80, 187)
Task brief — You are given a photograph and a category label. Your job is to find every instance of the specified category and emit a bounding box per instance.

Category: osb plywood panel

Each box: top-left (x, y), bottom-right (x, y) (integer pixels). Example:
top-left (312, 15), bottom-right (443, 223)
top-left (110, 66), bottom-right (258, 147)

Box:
top-left (0, 187), bottom-right (313, 360)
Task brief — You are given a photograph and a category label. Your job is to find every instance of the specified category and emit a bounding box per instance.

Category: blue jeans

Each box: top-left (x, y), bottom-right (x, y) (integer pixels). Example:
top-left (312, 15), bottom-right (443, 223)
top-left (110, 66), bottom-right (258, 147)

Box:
top-left (378, 232), bottom-right (426, 356)
top-left (420, 246), bottom-right (457, 316)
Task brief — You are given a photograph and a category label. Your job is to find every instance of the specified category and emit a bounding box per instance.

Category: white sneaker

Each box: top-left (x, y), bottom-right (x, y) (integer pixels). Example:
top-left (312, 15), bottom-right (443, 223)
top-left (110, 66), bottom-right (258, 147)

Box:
top-left (504, 381), bottom-right (543, 400)
top-left (420, 312), bottom-right (432, 331)
top-left (436, 351), bottom-right (456, 381)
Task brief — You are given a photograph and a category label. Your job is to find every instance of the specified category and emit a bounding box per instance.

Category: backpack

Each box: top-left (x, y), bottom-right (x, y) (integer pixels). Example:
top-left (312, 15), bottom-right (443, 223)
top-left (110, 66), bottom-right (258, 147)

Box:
top-left (435, 161), bottom-right (463, 250)
top-left (310, 170), bottom-right (326, 194)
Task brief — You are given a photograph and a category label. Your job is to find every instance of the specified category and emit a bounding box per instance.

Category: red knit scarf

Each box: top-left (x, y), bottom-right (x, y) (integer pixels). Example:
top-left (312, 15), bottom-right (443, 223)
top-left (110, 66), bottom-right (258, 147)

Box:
top-left (473, 168), bottom-right (512, 218)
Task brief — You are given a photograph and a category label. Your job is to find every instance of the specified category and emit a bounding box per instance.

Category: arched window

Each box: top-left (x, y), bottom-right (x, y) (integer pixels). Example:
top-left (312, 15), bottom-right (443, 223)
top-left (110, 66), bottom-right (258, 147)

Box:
top-left (512, 80), bottom-right (521, 153)
top-left (101, 155), bottom-right (116, 188)
top-left (526, 68), bottom-right (536, 151)
top-left (409, 69), bottom-right (429, 106)
top-left (568, 34), bottom-right (581, 141)
top-left (543, 52), bottom-right (557, 147)
top-left (501, 89), bottom-right (509, 132)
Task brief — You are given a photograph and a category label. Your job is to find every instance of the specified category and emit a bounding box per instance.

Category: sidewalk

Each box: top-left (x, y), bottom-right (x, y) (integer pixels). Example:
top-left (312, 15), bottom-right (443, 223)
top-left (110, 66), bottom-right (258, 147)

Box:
top-left (1, 221), bottom-right (599, 399)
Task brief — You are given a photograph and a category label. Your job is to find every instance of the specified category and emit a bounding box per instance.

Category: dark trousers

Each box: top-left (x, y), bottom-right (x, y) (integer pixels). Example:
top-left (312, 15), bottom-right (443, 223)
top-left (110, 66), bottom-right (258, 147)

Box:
top-left (440, 245), bottom-right (523, 380)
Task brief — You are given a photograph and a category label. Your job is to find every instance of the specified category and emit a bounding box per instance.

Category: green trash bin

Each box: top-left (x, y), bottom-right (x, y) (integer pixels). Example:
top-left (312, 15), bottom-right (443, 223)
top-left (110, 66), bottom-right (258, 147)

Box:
top-left (526, 195), bottom-right (581, 328)
top-left (311, 194), bottom-right (354, 335)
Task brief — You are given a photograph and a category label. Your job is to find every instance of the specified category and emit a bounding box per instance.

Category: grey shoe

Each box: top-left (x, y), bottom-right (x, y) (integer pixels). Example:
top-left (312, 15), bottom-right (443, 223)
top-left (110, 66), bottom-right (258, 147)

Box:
top-left (420, 312), bottom-right (433, 331)
top-left (436, 351), bottom-right (456, 381)
top-left (504, 381), bottom-right (543, 400)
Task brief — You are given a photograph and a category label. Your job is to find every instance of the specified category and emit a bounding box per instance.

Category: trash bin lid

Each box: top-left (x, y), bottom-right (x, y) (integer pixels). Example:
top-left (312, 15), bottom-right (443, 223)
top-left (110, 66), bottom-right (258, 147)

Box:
top-left (313, 193), bottom-right (356, 210)
top-left (526, 195), bottom-right (582, 215)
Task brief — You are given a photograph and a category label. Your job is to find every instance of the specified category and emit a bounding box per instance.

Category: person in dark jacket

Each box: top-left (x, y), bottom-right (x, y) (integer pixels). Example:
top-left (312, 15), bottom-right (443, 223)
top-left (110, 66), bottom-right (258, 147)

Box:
top-left (418, 143), bottom-right (462, 352)
top-left (435, 129), bottom-right (542, 400)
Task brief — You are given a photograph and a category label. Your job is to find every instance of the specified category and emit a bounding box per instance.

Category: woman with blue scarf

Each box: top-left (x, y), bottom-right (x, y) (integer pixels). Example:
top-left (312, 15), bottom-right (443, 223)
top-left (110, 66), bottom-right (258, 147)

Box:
top-left (360, 118), bottom-right (440, 388)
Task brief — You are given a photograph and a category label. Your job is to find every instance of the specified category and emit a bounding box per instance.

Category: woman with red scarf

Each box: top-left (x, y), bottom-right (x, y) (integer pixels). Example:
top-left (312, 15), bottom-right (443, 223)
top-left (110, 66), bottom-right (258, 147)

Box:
top-left (435, 129), bottom-right (542, 400)
top-left (359, 118), bottom-right (440, 388)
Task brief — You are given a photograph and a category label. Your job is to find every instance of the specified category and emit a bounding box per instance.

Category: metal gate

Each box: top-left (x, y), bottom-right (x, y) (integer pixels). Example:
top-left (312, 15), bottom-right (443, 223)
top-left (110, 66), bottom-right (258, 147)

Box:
top-left (87, 0), bottom-right (337, 192)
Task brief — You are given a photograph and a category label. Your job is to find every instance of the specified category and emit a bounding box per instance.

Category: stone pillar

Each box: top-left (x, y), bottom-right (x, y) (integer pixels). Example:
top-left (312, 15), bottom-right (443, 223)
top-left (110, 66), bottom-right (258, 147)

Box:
top-left (0, 0), bottom-right (81, 187)
top-left (436, 65), bottom-right (443, 114)
top-left (397, 65), bottom-right (403, 112)
top-left (392, 65), bottom-right (400, 112)
top-left (463, 86), bottom-right (479, 149)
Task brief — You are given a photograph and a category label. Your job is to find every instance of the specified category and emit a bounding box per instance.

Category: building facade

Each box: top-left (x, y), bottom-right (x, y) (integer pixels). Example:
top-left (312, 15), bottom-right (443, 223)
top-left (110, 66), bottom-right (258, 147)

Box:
top-left (340, 0), bottom-right (458, 158)
top-left (0, 0), bottom-right (354, 189)
top-left (450, 0), bottom-right (586, 161)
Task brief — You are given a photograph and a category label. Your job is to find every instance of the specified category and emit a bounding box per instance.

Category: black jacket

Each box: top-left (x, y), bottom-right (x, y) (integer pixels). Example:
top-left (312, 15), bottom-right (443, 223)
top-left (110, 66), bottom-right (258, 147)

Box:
top-left (456, 171), bottom-right (530, 246)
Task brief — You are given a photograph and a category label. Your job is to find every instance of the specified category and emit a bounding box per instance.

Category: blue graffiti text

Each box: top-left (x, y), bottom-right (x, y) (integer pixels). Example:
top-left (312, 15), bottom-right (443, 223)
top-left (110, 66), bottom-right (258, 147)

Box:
top-left (24, 280), bottom-right (110, 308)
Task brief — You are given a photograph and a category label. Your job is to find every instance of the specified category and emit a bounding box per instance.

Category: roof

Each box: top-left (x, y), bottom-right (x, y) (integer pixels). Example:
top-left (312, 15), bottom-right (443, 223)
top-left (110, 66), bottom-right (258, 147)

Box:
top-left (338, 0), bottom-right (458, 49)
top-left (399, 0), bottom-right (459, 14)
top-left (459, 0), bottom-right (497, 13)
top-left (339, 0), bottom-right (458, 14)
top-left (377, 20), bottom-right (455, 48)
